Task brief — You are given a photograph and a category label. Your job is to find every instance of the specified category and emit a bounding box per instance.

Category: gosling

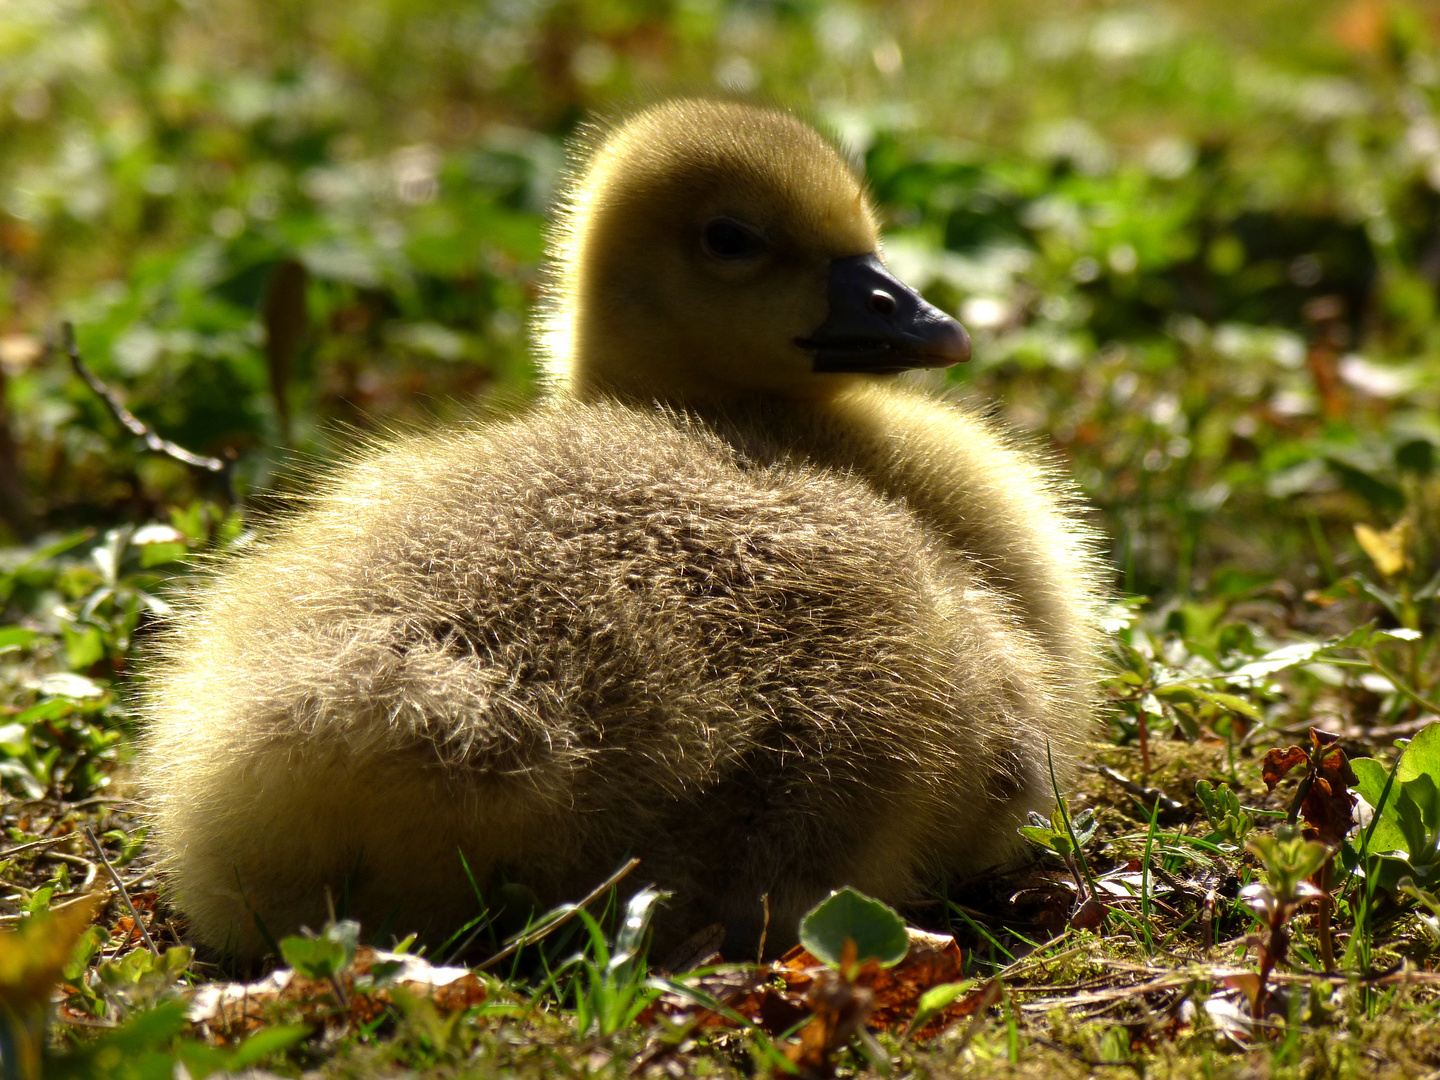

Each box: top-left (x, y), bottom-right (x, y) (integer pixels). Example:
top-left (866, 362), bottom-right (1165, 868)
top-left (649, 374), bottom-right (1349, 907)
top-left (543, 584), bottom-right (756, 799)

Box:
top-left (140, 98), bottom-right (1106, 961)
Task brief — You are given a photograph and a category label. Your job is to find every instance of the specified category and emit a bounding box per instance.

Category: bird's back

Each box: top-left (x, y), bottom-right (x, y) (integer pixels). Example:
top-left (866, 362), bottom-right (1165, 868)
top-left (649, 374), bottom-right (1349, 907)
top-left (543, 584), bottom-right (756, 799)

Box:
top-left (142, 398), bottom-right (1062, 955)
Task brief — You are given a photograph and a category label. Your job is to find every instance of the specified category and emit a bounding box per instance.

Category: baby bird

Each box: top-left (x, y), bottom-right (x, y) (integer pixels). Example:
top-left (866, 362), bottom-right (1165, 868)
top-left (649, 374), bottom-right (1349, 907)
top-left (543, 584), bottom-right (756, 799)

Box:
top-left (140, 99), bottom-right (1106, 960)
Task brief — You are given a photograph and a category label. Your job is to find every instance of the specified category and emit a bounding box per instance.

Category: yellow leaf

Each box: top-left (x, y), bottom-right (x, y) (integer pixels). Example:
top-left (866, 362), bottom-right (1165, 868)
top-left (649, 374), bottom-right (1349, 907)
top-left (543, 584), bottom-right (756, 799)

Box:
top-left (1354, 521), bottom-right (1410, 579)
top-left (0, 891), bottom-right (105, 1080)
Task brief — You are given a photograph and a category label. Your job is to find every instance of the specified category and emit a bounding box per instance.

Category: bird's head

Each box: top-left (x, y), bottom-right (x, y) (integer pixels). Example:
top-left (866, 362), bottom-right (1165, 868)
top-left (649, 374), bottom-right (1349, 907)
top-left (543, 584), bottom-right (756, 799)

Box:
top-left (537, 99), bottom-right (970, 404)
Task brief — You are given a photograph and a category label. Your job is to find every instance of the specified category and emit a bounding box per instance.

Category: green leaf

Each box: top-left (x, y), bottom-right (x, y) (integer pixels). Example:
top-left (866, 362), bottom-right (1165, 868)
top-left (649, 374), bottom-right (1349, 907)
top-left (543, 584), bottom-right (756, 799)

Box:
top-left (1395, 438), bottom-right (1435, 476)
top-left (799, 887), bottom-right (909, 969)
top-left (1354, 784), bottom-right (1398, 863)
top-left (60, 927), bottom-right (106, 982)
top-left (0, 627), bottom-right (40, 651)
top-left (103, 999), bottom-right (189, 1052)
top-left (174, 1043), bottom-right (228, 1078)
top-left (223, 1023), bottom-right (310, 1069)
top-left (614, 886), bottom-right (666, 960)
top-left (1333, 624), bottom-right (1384, 649)
top-left (1018, 825), bottom-right (1060, 850)
top-left (1369, 852), bottom-right (1418, 892)
top-left (1351, 757), bottom-right (1391, 812)
top-left (1099, 1024), bottom-right (1133, 1063)
top-left (139, 541), bottom-right (188, 568)
top-left (1392, 778), bottom-right (1440, 876)
top-left (103, 826), bottom-right (150, 867)
top-left (1397, 722), bottom-right (1440, 785)
top-left (61, 623), bottom-right (105, 670)
top-left (1248, 833), bottom-right (1330, 898)
top-left (907, 980), bottom-right (975, 1034)
top-left (1363, 814), bottom-right (1413, 865)
top-left (17, 530), bottom-right (95, 573)
top-left (1355, 723), bottom-right (1440, 886)
top-left (1069, 807), bottom-right (1099, 847)
top-left (1152, 682), bottom-right (1201, 702)
top-left (1228, 642), bottom-right (1323, 684)
top-left (279, 919), bottom-right (360, 979)
top-left (1197, 691), bottom-right (1263, 720)
top-left (280, 935), bottom-right (348, 978)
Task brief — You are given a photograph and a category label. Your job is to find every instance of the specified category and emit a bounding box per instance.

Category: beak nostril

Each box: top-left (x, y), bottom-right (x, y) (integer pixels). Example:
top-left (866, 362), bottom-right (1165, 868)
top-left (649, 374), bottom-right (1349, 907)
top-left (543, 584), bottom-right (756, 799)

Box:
top-left (808, 254), bottom-right (967, 371)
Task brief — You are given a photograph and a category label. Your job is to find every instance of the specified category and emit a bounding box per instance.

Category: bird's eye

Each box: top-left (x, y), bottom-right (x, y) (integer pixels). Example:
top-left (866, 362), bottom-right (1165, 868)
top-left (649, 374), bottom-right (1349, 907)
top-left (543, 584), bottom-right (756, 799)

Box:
top-left (701, 217), bottom-right (767, 260)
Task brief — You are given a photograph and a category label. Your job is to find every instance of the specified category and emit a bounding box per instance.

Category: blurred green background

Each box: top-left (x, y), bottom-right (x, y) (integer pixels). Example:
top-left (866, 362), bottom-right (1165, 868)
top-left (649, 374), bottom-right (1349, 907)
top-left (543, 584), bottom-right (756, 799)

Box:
top-left (2, 0), bottom-right (1439, 605)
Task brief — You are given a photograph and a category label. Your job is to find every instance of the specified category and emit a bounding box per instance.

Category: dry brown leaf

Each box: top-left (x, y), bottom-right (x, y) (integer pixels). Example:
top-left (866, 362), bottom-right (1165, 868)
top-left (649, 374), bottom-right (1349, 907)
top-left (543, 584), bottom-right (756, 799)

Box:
top-left (185, 945), bottom-right (487, 1041)
top-left (777, 940), bottom-right (877, 1079)
top-left (1261, 728), bottom-right (1358, 847)
top-left (1261, 745), bottom-right (1309, 790)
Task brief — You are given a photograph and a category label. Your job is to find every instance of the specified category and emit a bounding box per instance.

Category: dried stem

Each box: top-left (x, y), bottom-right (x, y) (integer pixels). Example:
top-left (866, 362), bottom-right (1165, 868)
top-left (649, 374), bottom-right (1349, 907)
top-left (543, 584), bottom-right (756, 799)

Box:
top-left (83, 826), bottom-right (159, 956)
top-left (475, 857), bottom-right (641, 972)
top-left (60, 323), bottom-right (234, 500)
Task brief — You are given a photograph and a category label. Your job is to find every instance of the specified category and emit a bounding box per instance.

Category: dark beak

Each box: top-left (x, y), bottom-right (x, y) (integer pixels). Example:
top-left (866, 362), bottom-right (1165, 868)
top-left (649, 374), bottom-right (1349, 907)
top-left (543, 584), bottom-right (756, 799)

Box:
top-left (797, 254), bottom-right (971, 374)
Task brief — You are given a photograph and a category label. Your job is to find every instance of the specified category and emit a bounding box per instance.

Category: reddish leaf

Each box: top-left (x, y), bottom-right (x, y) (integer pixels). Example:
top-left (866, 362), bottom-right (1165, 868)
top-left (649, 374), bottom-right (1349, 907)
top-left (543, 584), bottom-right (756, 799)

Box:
top-left (1300, 733), bottom-right (1358, 846)
top-left (1068, 896), bottom-right (1108, 931)
top-left (1261, 746), bottom-right (1308, 789)
top-left (650, 926), bottom-right (978, 1059)
top-left (778, 956), bottom-right (876, 1079)
top-left (1261, 728), bottom-right (1358, 847)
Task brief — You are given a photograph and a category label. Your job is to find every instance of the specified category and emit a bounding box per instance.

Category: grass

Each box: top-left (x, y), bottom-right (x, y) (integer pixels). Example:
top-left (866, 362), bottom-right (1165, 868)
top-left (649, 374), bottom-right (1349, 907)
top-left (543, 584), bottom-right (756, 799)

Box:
top-left (3, 0), bottom-right (1440, 1076)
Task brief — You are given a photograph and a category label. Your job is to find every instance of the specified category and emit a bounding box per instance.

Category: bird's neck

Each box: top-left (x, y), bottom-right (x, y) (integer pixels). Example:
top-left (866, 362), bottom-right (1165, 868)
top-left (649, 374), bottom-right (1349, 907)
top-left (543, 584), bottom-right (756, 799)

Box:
top-left (561, 359), bottom-right (866, 410)
top-left (697, 382), bottom-right (1102, 676)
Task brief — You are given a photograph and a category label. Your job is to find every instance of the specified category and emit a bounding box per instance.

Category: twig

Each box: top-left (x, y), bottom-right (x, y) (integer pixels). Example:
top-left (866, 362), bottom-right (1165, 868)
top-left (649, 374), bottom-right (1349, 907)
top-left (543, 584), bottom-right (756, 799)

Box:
top-left (64, 796), bottom-right (141, 809)
top-left (1091, 955), bottom-right (1440, 987)
top-left (1005, 975), bottom-right (1126, 995)
top-left (1014, 972), bottom-right (1199, 1011)
top-left (995, 932), bottom-right (1082, 983)
top-left (83, 826), bottom-right (159, 956)
top-left (475, 857), bottom-right (641, 972)
top-left (60, 323), bottom-right (234, 496)
top-left (0, 835), bottom-right (74, 859)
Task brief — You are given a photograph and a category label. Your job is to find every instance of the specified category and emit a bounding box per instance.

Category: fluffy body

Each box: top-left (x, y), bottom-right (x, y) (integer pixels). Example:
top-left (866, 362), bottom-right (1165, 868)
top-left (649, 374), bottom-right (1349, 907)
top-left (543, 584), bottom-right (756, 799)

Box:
top-left (140, 99), bottom-right (1106, 959)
